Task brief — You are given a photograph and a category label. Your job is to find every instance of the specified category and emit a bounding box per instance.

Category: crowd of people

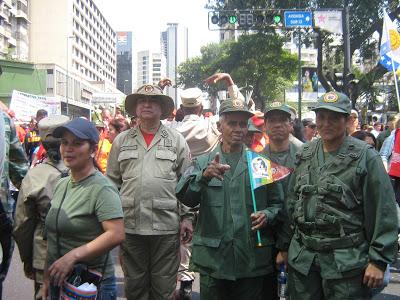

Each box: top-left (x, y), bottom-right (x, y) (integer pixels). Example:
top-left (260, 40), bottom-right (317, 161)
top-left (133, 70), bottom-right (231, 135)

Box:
top-left (0, 72), bottom-right (399, 300)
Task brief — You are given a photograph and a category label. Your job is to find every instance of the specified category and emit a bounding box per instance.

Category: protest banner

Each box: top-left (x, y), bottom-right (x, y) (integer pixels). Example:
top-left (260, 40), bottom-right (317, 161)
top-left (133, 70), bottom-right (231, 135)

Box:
top-left (10, 90), bottom-right (61, 121)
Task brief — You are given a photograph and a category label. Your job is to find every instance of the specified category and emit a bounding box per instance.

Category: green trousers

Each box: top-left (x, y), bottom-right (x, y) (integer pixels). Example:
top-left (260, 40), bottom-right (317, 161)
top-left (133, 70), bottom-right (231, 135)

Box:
top-left (200, 274), bottom-right (264, 300)
top-left (288, 265), bottom-right (372, 300)
top-left (120, 233), bottom-right (180, 300)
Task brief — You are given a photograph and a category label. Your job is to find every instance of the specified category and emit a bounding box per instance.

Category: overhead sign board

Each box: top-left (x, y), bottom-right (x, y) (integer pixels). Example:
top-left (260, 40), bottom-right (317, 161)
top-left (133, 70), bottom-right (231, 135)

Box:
top-left (284, 11), bottom-right (313, 27)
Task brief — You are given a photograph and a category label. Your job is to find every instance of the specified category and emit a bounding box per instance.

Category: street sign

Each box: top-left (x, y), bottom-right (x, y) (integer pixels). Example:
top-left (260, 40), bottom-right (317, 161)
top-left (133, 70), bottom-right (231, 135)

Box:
top-left (284, 11), bottom-right (313, 27)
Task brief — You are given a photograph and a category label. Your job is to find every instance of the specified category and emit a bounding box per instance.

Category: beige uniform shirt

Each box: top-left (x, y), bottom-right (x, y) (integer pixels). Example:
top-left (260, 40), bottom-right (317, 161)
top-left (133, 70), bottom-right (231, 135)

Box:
top-left (175, 115), bottom-right (220, 158)
top-left (166, 84), bottom-right (245, 157)
top-left (13, 160), bottom-right (68, 271)
top-left (106, 124), bottom-right (191, 235)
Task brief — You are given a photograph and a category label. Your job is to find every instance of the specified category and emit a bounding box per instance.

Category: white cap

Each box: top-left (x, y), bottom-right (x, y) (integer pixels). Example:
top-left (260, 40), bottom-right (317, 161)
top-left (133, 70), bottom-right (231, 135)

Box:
top-left (180, 88), bottom-right (204, 107)
top-left (350, 109), bottom-right (358, 117)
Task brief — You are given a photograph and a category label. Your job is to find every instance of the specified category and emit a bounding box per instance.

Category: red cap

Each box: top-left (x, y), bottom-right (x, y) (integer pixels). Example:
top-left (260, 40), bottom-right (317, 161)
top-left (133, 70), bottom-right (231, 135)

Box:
top-left (251, 115), bottom-right (264, 127)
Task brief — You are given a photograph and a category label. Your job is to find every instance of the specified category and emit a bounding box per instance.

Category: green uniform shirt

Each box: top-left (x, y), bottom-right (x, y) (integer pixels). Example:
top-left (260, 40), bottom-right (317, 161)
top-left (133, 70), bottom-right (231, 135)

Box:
top-left (1, 111), bottom-right (28, 216)
top-left (262, 141), bottom-right (302, 251)
top-left (287, 137), bottom-right (399, 279)
top-left (262, 141), bottom-right (302, 198)
top-left (176, 145), bottom-right (285, 280)
top-left (45, 171), bottom-right (123, 278)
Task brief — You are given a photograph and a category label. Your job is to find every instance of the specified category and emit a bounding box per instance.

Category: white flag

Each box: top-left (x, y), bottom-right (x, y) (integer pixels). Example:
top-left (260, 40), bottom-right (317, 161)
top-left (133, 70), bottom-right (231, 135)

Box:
top-left (314, 11), bottom-right (343, 34)
top-left (379, 12), bottom-right (400, 72)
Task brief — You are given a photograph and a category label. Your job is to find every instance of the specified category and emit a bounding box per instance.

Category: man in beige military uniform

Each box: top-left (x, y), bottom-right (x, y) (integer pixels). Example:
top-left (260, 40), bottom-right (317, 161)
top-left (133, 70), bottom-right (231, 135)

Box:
top-left (174, 73), bottom-right (244, 156)
top-left (13, 115), bottom-right (69, 300)
top-left (107, 84), bottom-right (192, 300)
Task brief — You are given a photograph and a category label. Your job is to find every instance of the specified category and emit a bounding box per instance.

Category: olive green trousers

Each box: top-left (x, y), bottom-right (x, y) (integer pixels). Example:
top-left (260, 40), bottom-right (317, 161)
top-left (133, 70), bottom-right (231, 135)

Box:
top-left (120, 233), bottom-right (180, 300)
top-left (288, 264), bottom-right (372, 300)
top-left (199, 273), bottom-right (265, 300)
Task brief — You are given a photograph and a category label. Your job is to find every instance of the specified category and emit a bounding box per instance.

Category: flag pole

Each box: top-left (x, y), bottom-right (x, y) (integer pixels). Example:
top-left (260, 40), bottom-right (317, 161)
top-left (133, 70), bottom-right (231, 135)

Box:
top-left (389, 55), bottom-right (400, 111)
top-left (246, 149), bottom-right (263, 247)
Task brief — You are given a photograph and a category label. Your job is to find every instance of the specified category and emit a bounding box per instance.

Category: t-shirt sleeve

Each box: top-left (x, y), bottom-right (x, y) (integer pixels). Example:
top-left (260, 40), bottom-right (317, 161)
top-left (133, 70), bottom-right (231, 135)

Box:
top-left (94, 186), bottom-right (123, 222)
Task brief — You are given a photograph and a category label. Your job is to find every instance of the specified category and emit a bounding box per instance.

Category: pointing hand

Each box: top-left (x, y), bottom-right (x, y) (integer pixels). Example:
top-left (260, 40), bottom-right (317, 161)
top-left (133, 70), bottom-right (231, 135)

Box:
top-left (202, 152), bottom-right (230, 181)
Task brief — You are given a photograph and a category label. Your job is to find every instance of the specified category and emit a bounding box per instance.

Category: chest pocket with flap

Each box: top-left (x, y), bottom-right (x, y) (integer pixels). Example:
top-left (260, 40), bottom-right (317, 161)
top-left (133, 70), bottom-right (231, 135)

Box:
top-left (155, 148), bottom-right (177, 179)
top-left (118, 150), bottom-right (139, 179)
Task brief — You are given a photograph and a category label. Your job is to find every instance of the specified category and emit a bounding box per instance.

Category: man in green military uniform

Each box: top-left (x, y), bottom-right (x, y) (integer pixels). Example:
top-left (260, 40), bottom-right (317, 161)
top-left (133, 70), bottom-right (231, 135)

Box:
top-left (13, 115), bottom-right (69, 300)
top-left (176, 99), bottom-right (285, 299)
top-left (287, 91), bottom-right (398, 299)
top-left (0, 109), bottom-right (29, 299)
top-left (262, 102), bottom-right (303, 297)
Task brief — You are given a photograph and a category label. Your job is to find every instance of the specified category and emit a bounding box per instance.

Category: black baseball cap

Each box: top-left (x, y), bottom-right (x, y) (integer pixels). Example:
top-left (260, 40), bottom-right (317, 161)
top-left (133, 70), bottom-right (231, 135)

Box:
top-left (53, 117), bottom-right (99, 144)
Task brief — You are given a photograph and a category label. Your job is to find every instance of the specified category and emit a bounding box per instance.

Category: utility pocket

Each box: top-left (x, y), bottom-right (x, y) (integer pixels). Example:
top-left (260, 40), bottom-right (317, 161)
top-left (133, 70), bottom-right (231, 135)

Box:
top-left (154, 149), bottom-right (177, 179)
top-left (117, 150), bottom-right (139, 180)
top-left (152, 198), bottom-right (179, 231)
top-left (121, 196), bottom-right (136, 229)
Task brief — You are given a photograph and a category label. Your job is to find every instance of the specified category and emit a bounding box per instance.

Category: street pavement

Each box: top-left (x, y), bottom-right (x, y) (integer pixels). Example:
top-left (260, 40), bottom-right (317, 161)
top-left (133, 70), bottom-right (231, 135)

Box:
top-left (3, 247), bottom-right (399, 299)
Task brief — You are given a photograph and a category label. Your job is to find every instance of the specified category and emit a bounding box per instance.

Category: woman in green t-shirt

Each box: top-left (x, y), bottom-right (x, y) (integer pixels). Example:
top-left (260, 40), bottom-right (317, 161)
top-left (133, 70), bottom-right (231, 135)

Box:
top-left (42, 118), bottom-right (125, 300)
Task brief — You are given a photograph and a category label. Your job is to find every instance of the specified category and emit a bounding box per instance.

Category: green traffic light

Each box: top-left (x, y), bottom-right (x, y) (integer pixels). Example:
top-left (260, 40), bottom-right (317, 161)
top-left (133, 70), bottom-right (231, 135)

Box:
top-left (229, 15), bottom-right (237, 24)
top-left (273, 15), bottom-right (281, 24)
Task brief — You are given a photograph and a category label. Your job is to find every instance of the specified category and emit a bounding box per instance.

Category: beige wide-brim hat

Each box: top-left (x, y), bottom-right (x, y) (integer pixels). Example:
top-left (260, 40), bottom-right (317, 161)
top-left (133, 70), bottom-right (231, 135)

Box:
top-left (125, 84), bottom-right (175, 120)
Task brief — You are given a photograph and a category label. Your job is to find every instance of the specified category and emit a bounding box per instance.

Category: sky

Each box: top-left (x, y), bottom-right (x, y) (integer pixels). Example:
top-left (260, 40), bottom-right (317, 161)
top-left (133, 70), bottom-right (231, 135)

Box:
top-left (95, 0), bottom-right (219, 58)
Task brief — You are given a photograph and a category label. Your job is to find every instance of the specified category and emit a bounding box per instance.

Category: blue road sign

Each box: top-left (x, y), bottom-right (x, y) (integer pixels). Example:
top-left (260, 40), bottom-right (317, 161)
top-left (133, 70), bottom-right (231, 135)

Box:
top-left (284, 11), bottom-right (313, 27)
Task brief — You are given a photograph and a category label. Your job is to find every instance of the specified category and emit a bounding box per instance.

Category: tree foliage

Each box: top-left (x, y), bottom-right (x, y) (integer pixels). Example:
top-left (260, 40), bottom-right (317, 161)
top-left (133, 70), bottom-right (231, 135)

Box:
top-left (204, 0), bottom-right (400, 109)
top-left (177, 33), bottom-right (298, 110)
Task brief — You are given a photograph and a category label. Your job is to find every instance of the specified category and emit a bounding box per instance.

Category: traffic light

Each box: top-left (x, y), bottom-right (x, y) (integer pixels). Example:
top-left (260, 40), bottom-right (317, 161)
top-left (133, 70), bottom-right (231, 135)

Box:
top-left (208, 9), bottom-right (284, 30)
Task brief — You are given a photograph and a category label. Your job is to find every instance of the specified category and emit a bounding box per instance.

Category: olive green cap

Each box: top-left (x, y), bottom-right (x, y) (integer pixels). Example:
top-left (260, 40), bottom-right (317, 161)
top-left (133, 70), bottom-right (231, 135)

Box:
top-left (264, 101), bottom-right (294, 119)
top-left (312, 91), bottom-right (351, 115)
top-left (248, 119), bottom-right (261, 133)
top-left (219, 99), bottom-right (253, 118)
top-left (38, 115), bottom-right (70, 142)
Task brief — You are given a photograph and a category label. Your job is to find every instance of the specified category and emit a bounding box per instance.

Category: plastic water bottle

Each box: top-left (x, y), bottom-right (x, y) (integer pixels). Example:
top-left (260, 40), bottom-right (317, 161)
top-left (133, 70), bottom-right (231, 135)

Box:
top-left (277, 264), bottom-right (288, 299)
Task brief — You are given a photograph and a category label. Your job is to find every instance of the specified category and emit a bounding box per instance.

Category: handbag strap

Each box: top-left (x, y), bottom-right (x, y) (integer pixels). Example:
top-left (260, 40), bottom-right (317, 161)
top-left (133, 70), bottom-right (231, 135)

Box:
top-left (55, 179), bottom-right (110, 279)
top-left (55, 179), bottom-right (70, 259)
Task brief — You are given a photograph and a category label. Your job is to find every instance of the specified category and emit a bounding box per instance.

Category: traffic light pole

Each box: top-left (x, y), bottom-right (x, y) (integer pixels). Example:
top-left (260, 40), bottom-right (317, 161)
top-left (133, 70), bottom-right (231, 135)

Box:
top-left (343, 0), bottom-right (351, 97)
top-left (298, 28), bottom-right (302, 120)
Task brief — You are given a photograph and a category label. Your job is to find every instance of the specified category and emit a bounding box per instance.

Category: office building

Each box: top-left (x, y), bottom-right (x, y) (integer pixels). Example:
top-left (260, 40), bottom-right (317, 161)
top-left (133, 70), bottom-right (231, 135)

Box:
top-left (29, 0), bottom-right (116, 87)
top-left (116, 31), bottom-right (133, 94)
top-left (28, 0), bottom-right (117, 113)
top-left (136, 50), bottom-right (165, 87)
top-left (160, 23), bottom-right (188, 103)
top-left (0, 0), bottom-right (30, 61)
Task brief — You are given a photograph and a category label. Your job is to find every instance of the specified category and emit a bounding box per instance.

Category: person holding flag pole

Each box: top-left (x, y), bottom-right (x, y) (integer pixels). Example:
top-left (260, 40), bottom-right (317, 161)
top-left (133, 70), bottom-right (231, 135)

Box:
top-left (176, 98), bottom-right (287, 299)
top-left (379, 11), bottom-right (400, 109)
top-left (261, 101), bottom-right (303, 298)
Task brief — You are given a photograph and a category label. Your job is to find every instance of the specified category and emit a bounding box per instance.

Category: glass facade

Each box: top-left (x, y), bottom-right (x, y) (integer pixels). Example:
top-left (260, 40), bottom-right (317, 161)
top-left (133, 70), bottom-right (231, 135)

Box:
top-left (116, 31), bottom-right (132, 94)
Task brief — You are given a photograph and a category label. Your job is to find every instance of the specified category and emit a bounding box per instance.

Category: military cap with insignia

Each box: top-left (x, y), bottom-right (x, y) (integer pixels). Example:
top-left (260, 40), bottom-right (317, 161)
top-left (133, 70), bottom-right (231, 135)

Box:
top-left (312, 91), bottom-right (351, 115)
top-left (125, 84), bottom-right (175, 120)
top-left (38, 115), bottom-right (70, 142)
top-left (264, 101), bottom-right (296, 120)
top-left (180, 88), bottom-right (204, 107)
top-left (219, 99), bottom-right (254, 118)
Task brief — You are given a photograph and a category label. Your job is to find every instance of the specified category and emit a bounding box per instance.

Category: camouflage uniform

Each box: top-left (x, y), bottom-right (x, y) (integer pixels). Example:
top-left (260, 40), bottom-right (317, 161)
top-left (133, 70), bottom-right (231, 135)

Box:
top-left (0, 111), bottom-right (28, 298)
top-left (287, 92), bottom-right (398, 299)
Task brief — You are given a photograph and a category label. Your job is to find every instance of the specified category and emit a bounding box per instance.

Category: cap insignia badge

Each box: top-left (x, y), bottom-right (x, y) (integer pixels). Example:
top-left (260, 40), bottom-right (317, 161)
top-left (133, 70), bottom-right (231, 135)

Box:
top-left (323, 92), bottom-right (338, 103)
